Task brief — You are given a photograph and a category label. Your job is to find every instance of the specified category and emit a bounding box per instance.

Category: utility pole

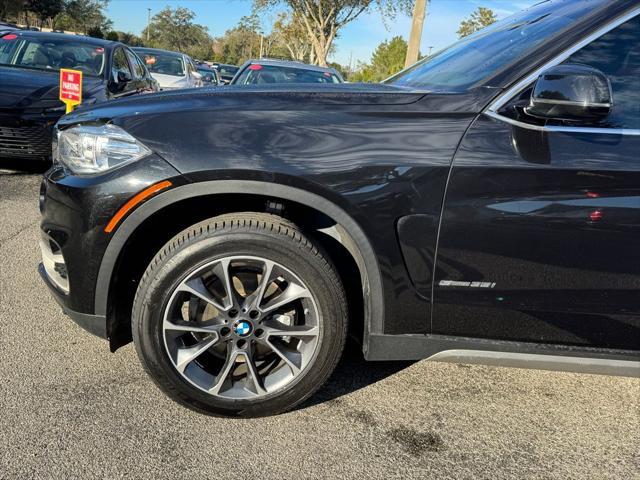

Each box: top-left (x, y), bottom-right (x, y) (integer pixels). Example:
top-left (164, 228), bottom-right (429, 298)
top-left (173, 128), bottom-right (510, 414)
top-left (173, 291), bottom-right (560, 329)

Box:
top-left (405, 0), bottom-right (428, 68)
top-left (259, 34), bottom-right (264, 59)
top-left (146, 8), bottom-right (151, 43)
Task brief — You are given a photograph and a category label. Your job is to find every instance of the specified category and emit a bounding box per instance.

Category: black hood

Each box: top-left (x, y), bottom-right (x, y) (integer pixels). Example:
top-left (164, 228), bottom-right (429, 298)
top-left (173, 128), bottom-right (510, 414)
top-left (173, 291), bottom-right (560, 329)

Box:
top-left (59, 82), bottom-right (427, 127)
top-left (0, 66), bottom-right (103, 110)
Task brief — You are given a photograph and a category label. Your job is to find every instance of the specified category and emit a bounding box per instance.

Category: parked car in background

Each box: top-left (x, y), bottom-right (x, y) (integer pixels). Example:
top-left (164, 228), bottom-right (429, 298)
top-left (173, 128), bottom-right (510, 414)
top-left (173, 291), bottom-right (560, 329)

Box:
top-left (0, 30), bottom-right (158, 164)
top-left (196, 64), bottom-right (222, 85)
top-left (231, 59), bottom-right (344, 85)
top-left (212, 63), bottom-right (239, 84)
top-left (132, 47), bottom-right (202, 91)
top-left (0, 22), bottom-right (19, 36)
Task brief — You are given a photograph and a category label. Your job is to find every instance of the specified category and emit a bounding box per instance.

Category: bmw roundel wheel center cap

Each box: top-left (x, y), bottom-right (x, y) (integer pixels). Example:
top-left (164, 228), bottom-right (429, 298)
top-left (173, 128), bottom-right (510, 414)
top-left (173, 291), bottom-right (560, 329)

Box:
top-left (233, 319), bottom-right (253, 337)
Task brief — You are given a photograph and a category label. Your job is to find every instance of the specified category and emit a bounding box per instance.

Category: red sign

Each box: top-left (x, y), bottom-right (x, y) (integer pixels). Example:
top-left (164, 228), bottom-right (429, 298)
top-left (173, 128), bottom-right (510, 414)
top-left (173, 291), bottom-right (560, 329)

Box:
top-left (59, 68), bottom-right (83, 113)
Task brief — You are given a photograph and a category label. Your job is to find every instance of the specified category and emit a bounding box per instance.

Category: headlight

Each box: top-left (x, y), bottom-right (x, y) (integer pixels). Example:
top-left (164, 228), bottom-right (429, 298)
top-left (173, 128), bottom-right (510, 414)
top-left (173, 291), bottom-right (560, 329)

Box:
top-left (56, 124), bottom-right (151, 174)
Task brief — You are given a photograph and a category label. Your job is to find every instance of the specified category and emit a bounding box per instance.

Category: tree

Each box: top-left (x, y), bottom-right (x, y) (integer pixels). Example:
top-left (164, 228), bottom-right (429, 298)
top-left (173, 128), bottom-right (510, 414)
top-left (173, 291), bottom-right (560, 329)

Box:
top-left (0, 0), bottom-right (26, 24)
top-left (254, 0), bottom-right (415, 67)
top-left (86, 25), bottom-right (104, 38)
top-left (54, 0), bottom-right (112, 35)
top-left (270, 12), bottom-right (313, 62)
top-left (457, 7), bottom-right (497, 38)
top-left (350, 36), bottom-right (407, 82)
top-left (212, 13), bottom-right (262, 65)
top-left (111, 31), bottom-right (144, 47)
top-left (370, 36), bottom-right (407, 78)
top-left (27, 0), bottom-right (63, 29)
top-left (142, 7), bottom-right (212, 59)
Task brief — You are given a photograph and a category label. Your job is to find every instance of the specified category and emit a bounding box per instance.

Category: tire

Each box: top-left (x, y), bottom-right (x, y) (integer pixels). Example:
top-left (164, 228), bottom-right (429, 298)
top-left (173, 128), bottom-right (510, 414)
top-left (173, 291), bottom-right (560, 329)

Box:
top-left (132, 212), bottom-right (348, 417)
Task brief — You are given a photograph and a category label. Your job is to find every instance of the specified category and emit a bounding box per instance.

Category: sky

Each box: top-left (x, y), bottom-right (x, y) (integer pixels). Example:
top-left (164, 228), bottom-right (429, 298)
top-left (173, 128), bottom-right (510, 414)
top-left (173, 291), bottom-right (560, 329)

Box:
top-left (106, 0), bottom-right (537, 65)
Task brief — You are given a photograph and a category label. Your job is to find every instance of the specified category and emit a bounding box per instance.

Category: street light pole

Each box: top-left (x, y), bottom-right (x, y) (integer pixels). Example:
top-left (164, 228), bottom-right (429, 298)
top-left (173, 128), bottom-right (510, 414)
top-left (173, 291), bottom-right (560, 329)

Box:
top-left (147, 8), bottom-right (151, 43)
top-left (405, 0), bottom-right (428, 68)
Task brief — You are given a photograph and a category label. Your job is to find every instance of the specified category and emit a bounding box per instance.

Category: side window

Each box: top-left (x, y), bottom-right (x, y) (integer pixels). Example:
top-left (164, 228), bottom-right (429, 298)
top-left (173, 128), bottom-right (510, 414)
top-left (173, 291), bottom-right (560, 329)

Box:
top-left (125, 49), bottom-right (145, 79)
top-left (18, 41), bottom-right (39, 65)
top-left (562, 15), bottom-right (640, 129)
top-left (186, 58), bottom-right (196, 75)
top-left (111, 48), bottom-right (132, 82)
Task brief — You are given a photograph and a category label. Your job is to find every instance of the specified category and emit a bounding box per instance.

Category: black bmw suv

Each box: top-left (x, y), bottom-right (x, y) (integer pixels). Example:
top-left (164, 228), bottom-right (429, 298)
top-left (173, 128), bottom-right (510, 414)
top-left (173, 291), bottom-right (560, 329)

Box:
top-left (40, 0), bottom-right (640, 417)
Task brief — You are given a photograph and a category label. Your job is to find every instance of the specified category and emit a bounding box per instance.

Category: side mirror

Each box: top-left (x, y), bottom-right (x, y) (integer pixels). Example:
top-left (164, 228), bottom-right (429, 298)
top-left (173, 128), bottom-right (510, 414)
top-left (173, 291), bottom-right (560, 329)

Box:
top-left (117, 70), bottom-right (132, 83)
top-left (525, 64), bottom-right (612, 122)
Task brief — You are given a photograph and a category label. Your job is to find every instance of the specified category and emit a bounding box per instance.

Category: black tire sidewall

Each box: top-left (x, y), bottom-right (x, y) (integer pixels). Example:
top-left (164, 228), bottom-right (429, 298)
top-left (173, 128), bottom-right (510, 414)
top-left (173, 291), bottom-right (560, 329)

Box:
top-left (134, 228), bottom-right (346, 417)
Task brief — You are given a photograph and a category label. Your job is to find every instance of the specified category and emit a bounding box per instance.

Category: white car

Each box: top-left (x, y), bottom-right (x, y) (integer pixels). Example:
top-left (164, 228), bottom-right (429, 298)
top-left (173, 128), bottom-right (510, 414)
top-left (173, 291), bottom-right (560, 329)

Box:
top-left (132, 47), bottom-right (202, 90)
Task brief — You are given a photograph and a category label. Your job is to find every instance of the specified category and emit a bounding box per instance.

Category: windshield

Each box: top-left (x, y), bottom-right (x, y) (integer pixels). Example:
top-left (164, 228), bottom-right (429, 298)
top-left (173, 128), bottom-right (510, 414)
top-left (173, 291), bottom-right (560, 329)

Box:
top-left (135, 50), bottom-right (185, 77)
top-left (387, 0), bottom-right (604, 91)
top-left (234, 64), bottom-right (342, 85)
top-left (217, 65), bottom-right (238, 78)
top-left (197, 68), bottom-right (217, 83)
top-left (0, 34), bottom-right (105, 76)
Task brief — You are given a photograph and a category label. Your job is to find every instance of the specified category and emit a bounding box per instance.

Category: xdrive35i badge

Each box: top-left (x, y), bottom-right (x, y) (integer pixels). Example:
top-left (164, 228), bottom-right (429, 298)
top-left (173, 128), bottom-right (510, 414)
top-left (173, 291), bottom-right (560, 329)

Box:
top-left (439, 280), bottom-right (496, 288)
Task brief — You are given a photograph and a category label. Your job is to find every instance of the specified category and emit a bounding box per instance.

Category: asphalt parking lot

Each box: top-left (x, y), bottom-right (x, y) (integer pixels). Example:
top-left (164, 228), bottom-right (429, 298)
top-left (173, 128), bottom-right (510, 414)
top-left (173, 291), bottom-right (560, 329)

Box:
top-left (1, 169), bottom-right (639, 480)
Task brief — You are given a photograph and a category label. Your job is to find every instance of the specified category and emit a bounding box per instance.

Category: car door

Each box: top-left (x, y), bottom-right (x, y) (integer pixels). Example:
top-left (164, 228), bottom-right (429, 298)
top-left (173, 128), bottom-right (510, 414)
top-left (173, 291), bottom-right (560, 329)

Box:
top-left (123, 48), bottom-right (144, 93)
top-left (125, 48), bottom-right (157, 93)
top-left (433, 12), bottom-right (640, 350)
top-left (185, 57), bottom-right (202, 87)
top-left (108, 47), bottom-right (137, 98)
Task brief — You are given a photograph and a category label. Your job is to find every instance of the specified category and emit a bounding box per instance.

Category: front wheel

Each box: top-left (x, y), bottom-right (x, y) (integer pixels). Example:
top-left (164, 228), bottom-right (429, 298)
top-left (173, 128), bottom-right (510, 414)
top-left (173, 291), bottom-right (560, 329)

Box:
top-left (132, 213), bottom-right (348, 417)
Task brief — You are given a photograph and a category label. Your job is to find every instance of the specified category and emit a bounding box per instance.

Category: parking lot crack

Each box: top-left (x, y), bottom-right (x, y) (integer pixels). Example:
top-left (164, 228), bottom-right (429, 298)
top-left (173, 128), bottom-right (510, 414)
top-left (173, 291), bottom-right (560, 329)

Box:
top-left (0, 221), bottom-right (37, 249)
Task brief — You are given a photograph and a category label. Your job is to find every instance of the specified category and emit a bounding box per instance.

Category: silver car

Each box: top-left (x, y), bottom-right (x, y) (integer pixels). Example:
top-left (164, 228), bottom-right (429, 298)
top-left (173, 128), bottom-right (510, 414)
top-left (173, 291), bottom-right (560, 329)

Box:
top-left (132, 47), bottom-right (202, 90)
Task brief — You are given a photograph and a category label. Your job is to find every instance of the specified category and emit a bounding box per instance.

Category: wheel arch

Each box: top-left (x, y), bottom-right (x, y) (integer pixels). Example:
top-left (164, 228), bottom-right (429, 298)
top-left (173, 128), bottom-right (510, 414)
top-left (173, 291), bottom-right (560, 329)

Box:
top-left (95, 180), bottom-right (385, 353)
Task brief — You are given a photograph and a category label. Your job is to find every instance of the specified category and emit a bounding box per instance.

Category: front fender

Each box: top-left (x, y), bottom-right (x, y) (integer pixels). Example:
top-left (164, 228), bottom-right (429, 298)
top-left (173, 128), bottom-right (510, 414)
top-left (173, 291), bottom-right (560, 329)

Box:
top-left (95, 179), bottom-right (386, 350)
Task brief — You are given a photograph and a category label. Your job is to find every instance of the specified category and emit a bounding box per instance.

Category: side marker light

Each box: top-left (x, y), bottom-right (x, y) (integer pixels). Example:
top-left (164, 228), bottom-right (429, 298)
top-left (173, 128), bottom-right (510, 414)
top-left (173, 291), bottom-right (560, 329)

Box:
top-left (104, 180), bottom-right (172, 233)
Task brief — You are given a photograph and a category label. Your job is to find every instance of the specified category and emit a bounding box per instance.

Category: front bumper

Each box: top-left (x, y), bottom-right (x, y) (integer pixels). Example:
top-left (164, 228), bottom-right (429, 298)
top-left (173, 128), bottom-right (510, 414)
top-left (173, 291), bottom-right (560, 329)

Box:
top-left (38, 154), bottom-right (181, 339)
top-left (0, 110), bottom-right (59, 161)
top-left (39, 263), bottom-right (107, 338)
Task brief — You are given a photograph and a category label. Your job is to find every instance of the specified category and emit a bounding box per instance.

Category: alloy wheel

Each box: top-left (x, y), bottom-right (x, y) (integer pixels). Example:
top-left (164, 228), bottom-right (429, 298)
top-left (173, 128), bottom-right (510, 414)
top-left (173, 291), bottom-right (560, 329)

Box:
top-left (162, 256), bottom-right (321, 399)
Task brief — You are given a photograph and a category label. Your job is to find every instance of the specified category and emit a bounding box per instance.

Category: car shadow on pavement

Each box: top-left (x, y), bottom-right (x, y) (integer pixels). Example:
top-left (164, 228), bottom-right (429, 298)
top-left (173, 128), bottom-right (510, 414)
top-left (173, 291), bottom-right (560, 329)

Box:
top-left (300, 342), bottom-right (415, 409)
